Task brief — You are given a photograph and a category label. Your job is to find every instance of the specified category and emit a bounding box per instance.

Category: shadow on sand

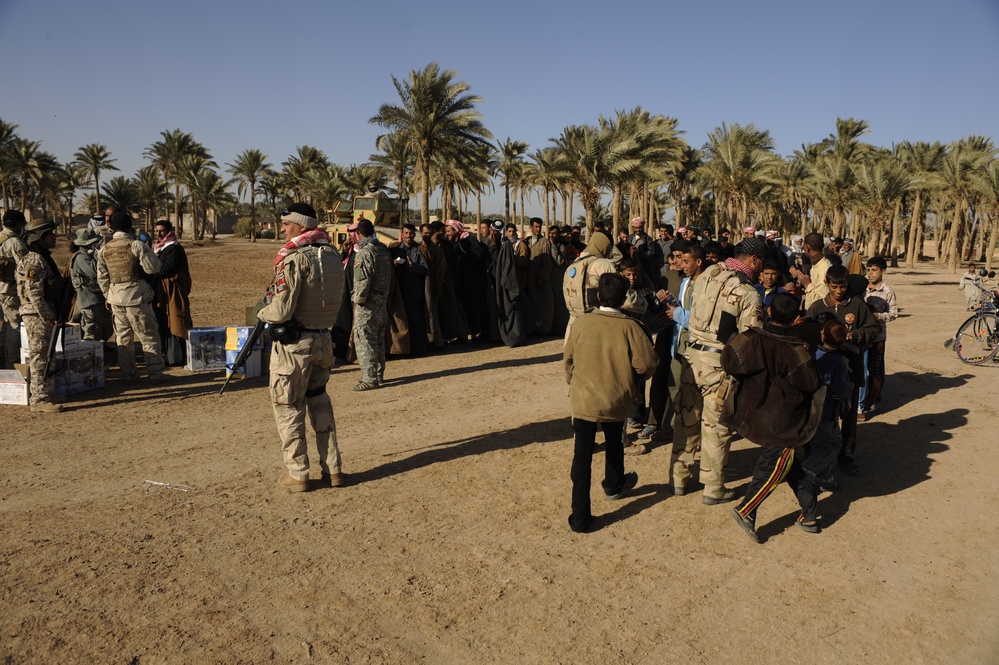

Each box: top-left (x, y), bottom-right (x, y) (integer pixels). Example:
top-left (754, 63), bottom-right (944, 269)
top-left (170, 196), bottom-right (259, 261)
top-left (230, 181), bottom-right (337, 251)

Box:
top-left (351, 416), bottom-right (570, 485)
top-left (727, 368), bottom-right (971, 541)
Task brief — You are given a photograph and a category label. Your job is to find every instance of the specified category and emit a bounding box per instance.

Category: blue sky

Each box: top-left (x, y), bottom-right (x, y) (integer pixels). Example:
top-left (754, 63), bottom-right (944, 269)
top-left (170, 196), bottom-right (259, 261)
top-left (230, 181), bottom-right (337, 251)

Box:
top-left (2, 0), bottom-right (998, 215)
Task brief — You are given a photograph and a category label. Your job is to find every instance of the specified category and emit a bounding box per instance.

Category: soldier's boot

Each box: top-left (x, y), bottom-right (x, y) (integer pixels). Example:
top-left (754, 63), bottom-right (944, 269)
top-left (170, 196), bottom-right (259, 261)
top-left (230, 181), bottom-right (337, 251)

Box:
top-left (30, 402), bottom-right (63, 413)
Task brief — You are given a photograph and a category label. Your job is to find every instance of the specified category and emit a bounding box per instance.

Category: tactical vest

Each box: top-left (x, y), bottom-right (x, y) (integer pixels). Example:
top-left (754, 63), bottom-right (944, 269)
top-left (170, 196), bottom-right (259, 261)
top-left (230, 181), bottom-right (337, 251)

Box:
top-left (292, 245), bottom-right (345, 329)
top-left (0, 231), bottom-right (26, 286)
top-left (562, 255), bottom-right (616, 317)
top-left (102, 238), bottom-right (139, 284)
top-left (687, 263), bottom-right (754, 348)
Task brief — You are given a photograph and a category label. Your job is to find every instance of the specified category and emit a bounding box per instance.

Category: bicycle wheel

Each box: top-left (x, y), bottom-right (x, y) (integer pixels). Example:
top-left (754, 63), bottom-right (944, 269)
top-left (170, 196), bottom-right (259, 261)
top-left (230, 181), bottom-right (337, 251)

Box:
top-left (955, 313), bottom-right (999, 365)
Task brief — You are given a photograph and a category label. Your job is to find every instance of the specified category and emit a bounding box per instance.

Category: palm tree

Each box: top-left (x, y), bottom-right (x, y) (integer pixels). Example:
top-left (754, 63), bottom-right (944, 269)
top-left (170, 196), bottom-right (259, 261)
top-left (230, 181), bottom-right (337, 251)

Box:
top-left (144, 129), bottom-right (211, 238)
top-left (227, 149), bottom-right (271, 242)
top-left (281, 146), bottom-right (329, 203)
top-left (8, 140), bottom-right (59, 216)
top-left (933, 141), bottom-right (990, 272)
top-left (897, 141), bottom-right (946, 266)
top-left (341, 163), bottom-right (390, 196)
top-left (853, 154), bottom-right (911, 261)
top-left (665, 146), bottom-right (702, 231)
top-left (370, 131), bottom-right (414, 205)
top-left (101, 176), bottom-right (141, 214)
top-left (973, 159), bottom-right (999, 270)
top-left (188, 169), bottom-right (235, 239)
top-left (73, 143), bottom-right (118, 214)
top-left (135, 165), bottom-right (170, 229)
top-left (0, 118), bottom-right (19, 210)
top-left (763, 155), bottom-right (812, 238)
top-left (257, 169), bottom-right (285, 238)
top-left (497, 139), bottom-right (529, 223)
top-left (302, 165), bottom-right (348, 222)
top-left (369, 62), bottom-right (493, 226)
top-left (58, 162), bottom-right (86, 232)
top-left (179, 153), bottom-right (221, 239)
top-left (698, 123), bottom-right (775, 232)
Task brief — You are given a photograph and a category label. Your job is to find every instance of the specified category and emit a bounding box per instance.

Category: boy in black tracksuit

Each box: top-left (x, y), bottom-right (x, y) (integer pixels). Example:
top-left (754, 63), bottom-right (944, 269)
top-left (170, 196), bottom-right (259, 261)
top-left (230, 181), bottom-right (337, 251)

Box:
top-left (805, 265), bottom-right (878, 474)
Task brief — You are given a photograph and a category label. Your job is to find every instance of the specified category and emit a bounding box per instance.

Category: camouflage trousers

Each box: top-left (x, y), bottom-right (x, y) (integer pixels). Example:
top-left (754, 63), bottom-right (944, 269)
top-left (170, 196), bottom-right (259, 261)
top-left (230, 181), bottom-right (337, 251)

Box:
top-left (669, 353), bottom-right (702, 488)
top-left (79, 305), bottom-right (113, 341)
top-left (684, 346), bottom-right (735, 498)
top-left (0, 302), bottom-right (20, 369)
top-left (353, 298), bottom-right (387, 385)
top-left (111, 302), bottom-right (164, 379)
top-left (270, 332), bottom-right (340, 481)
top-left (22, 314), bottom-right (55, 405)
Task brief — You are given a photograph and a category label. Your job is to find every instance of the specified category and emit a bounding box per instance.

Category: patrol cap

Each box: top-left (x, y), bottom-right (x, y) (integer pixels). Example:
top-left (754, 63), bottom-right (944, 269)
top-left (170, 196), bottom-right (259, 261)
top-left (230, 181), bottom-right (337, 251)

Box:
top-left (109, 211), bottom-right (133, 231)
top-left (734, 237), bottom-right (768, 260)
top-left (2, 209), bottom-right (26, 228)
top-left (24, 219), bottom-right (57, 244)
top-left (74, 227), bottom-right (101, 247)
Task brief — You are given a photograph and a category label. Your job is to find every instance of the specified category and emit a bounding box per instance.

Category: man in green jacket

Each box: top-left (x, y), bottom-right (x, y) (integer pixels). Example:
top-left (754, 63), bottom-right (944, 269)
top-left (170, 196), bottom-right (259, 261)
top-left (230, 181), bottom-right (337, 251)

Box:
top-left (564, 272), bottom-right (658, 533)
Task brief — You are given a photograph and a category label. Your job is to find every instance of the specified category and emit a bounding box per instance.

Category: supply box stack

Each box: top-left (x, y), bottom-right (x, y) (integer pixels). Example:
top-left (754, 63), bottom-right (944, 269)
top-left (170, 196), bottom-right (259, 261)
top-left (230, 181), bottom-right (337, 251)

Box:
top-left (224, 326), bottom-right (263, 380)
top-left (0, 323), bottom-right (105, 405)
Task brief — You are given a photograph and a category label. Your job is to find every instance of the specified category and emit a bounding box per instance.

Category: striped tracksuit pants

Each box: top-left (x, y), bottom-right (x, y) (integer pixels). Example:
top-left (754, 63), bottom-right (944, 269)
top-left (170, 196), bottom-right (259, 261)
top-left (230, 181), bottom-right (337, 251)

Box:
top-left (734, 447), bottom-right (817, 523)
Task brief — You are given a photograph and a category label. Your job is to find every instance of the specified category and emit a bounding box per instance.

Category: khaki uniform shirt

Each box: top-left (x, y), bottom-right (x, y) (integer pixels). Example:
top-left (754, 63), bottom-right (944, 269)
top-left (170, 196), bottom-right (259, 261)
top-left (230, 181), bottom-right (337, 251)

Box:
top-left (804, 256), bottom-right (831, 310)
top-left (15, 250), bottom-right (58, 322)
top-left (258, 244), bottom-right (344, 330)
top-left (96, 232), bottom-right (161, 306)
top-left (687, 263), bottom-right (762, 350)
top-left (0, 230), bottom-right (28, 315)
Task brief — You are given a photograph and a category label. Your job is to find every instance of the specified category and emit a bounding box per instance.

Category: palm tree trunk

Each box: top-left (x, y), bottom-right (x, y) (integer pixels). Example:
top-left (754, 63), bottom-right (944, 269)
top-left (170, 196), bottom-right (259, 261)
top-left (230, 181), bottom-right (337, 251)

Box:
top-left (249, 183), bottom-right (257, 243)
top-left (94, 172), bottom-right (102, 215)
top-left (984, 212), bottom-right (998, 271)
top-left (946, 203), bottom-right (964, 273)
top-left (173, 183), bottom-right (183, 239)
top-left (567, 189), bottom-right (574, 228)
top-left (889, 200), bottom-right (901, 268)
top-left (612, 185), bottom-right (622, 236)
top-left (421, 162), bottom-right (431, 227)
top-left (906, 191), bottom-right (923, 266)
top-left (520, 187), bottom-right (527, 233)
top-left (504, 181), bottom-right (511, 223)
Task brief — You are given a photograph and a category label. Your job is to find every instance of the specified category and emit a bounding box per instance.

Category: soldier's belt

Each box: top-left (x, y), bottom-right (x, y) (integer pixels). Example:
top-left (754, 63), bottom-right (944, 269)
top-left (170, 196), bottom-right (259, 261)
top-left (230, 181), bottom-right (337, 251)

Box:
top-left (688, 341), bottom-right (722, 353)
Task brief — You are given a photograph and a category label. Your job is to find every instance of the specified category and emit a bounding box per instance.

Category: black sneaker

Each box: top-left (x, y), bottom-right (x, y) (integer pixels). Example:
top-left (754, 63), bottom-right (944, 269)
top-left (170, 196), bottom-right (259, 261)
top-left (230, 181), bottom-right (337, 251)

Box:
top-left (604, 472), bottom-right (638, 500)
top-left (568, 515), bottom-right (593, 533)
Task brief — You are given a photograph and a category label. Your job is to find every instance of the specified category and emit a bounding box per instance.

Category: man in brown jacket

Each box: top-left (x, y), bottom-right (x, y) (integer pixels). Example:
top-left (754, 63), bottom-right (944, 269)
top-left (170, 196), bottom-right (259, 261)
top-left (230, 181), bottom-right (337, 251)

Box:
top-left (564, 272), bottom-right (658, 533)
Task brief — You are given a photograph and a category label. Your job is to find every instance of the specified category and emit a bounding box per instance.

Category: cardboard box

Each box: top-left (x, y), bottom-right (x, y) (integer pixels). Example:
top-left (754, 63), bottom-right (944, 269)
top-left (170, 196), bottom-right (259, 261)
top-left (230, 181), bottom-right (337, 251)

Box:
top-left (0, 369), bottom-right (28, 406)
top-left (20, 323), bottom-right (83, 352)
top-left (186, 327), bottom-right (227, 372)
top-left (225, 349), bottom-right (261, 380)
top-left (53, 340), bottom-right (105, 396)
top-left (225, 326), bottom-right (262, 352)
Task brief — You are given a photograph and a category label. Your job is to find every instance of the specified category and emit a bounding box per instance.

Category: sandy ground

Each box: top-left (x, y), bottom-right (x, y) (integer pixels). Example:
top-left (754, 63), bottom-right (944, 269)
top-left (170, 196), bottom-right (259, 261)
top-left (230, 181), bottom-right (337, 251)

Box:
top-left (1, 236), bottom-right (997, 664)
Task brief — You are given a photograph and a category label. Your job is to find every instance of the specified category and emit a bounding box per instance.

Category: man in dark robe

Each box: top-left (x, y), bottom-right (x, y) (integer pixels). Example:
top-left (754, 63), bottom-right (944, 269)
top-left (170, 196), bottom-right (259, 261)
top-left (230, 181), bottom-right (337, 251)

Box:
top-left (389, 224), bottom-right (428, 356)
top-left (153, 220), bottom-right (193, 366)
top-left (493, 232), bottom-right (529, 347)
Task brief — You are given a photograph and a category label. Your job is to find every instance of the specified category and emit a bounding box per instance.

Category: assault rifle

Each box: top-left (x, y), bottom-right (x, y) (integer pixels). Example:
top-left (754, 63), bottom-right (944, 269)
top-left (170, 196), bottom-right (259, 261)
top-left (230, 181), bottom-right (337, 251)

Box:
top-left (218, 316), bottom-right (266, 395)
top-left (42, 275), bottom-right (75, 379)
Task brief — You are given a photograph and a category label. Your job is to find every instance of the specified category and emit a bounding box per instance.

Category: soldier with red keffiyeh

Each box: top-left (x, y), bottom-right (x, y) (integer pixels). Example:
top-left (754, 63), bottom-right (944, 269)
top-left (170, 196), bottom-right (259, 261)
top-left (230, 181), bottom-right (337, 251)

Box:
top-left (257, 203), bottom-right (346, 492)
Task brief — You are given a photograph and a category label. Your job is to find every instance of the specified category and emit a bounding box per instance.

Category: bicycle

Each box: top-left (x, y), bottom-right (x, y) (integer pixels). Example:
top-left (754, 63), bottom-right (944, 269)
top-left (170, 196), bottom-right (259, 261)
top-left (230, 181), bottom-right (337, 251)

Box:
top-left (954, 268), bottom-right (999, 365)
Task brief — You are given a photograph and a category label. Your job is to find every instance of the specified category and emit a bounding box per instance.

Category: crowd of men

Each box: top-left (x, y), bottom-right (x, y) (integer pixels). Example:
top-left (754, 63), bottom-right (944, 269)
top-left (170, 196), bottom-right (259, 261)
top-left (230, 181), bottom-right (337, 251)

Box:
top-left (0, 207), bottom-right (192, 413)
top-left (562, 218), bottom-right (899, 541)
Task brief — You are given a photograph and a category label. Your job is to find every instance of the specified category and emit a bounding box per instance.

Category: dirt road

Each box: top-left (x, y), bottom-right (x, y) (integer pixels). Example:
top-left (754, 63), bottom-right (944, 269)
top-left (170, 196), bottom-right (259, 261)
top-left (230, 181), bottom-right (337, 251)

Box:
top-left (2, 238), bottom-right (996, 663)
